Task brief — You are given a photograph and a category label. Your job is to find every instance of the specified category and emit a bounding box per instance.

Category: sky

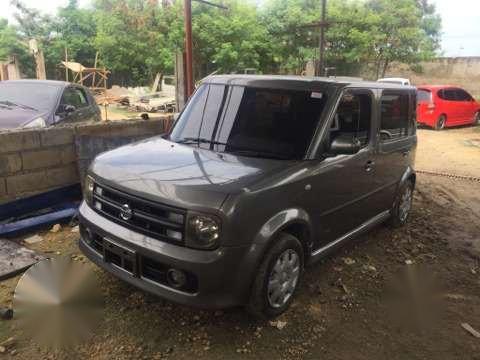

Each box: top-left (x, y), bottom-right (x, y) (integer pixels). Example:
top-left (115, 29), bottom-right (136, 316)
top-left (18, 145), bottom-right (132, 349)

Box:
top-left (1, 0), bottom-right (480, 57)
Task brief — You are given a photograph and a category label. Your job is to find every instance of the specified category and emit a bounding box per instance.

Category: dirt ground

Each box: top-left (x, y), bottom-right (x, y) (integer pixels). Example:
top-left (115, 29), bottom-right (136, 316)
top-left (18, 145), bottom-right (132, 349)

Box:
top-left (1, 126), bottom-right (479, 360)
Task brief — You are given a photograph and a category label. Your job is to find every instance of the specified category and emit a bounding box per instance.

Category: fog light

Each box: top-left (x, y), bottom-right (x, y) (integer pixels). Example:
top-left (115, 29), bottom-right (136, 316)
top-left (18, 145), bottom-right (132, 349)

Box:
top-left (81, 227), bottom-right (93, 246)
top-left (166, 269), bottom-right (187, 288)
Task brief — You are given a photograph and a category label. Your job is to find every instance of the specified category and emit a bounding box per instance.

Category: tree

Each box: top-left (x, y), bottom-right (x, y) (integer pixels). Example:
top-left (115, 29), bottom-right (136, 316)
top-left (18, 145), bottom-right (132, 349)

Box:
top-left (45, 0), bottom-right (98, 79)
top-left (366, 0), bottom-right (441, 78)
top-left (0, 18), bottom-right (35, 77)
top-left (94, 0), bottom-right (174, 86)
top-left (191, 0), bottom-right (276, 76)
top-left (261, 0), bottom-right (441, 77)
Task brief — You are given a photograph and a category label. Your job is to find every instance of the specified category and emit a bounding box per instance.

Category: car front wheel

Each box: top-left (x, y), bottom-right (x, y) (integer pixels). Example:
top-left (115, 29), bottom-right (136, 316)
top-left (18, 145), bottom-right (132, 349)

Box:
top-left (247, 233), bottom-right (304, 319)
top-left (474, 111), bottom-right (480, 126)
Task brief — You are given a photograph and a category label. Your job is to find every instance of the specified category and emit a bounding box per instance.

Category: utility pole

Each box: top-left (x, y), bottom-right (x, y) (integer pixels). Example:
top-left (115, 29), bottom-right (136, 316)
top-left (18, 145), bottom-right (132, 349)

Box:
top-left (298, 0), bottom-right (331, 77)
top-left (318, 0), bottom-right (327, 77)
top-left (183, 0), bottom-right (228, 98)
top-left (184, 0), bottom-right (194, 98)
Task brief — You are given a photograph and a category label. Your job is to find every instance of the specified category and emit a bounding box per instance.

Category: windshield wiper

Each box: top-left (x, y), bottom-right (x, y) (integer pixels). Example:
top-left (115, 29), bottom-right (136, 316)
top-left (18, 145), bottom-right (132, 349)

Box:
top-left (228, 149), bottom-right (292, 160)
top-left (176, 137), bottom-right (228, 146)
top-left (0, 101), bottom-right (38, 112)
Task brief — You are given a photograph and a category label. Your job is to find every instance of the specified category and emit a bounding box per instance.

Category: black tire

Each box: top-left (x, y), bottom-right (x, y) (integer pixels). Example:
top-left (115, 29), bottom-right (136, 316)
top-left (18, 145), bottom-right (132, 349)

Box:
top-left (434, 115), bottom-right (446, 130)
top-left (388, 180), bottom-right (414, 228)
top-left (474, 112), bottom-right (480, 126)
top-left (246, 232), bottom-right (304, 319)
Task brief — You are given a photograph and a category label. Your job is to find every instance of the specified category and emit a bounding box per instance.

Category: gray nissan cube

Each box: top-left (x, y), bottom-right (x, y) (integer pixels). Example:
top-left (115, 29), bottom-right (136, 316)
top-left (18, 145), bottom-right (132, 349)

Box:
top-left (79, 75), bottom-right (417, 318)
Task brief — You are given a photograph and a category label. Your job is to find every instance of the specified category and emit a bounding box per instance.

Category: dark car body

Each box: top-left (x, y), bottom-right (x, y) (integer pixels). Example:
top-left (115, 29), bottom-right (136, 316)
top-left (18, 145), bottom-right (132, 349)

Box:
top-left (0, 80), bottom-right (101, 130)
top-left (79, 75), bottom-right (417, 312)
top-left (417, 85), bottom-right (480, 129)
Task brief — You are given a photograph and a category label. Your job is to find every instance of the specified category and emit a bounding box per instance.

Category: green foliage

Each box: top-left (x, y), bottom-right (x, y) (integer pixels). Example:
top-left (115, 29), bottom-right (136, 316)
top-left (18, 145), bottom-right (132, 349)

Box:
top-left (0, 0), bottom-right (442, 84)
top-left (0, 18), bottom-right (35, 77)
top-left (261, 0), bottom-right (442, 76)
top-left (192, 0), bottom-right (275, 75)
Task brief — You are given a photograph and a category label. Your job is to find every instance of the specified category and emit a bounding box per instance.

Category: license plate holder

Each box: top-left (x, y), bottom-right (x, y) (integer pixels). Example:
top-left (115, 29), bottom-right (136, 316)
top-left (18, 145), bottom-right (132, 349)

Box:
top-left (103, 238), bottom-right (137, 275)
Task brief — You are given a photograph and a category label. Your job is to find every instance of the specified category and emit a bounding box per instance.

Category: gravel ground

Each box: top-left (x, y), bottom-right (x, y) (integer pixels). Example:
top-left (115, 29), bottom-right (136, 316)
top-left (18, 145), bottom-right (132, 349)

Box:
top-left (1, 126), bottom-right (479, 360)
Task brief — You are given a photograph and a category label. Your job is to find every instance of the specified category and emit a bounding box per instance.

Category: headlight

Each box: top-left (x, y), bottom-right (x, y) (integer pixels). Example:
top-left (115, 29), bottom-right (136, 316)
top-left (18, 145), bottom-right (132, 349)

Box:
top-left (186, 213), bottom-right (221, 249)
top-left (84, 175), bottom-right (94, 205)
top-left (23, 117), bottom-right (46, 128)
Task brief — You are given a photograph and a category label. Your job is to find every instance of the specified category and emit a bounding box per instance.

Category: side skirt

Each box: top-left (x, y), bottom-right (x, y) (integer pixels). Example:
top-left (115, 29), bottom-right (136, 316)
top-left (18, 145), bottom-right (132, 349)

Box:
top-left (308, 210), bottom-right (391, 264)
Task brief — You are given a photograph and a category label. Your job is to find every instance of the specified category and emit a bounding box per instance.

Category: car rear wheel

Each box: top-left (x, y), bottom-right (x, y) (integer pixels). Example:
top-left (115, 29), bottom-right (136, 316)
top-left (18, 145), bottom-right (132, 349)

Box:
top-left (247, 233), bottom-right (304, 319)
top-left (434, 115), bottom-right (446, 130)
top-left (388, 180), bottom-right (414, 228)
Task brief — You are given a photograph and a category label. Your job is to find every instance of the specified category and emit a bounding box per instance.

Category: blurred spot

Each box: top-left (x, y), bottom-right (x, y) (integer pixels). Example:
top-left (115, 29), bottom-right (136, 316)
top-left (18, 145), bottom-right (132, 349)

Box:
top-left (384, 264), bottom-right (442, 332)
top-left (13, 258), bottom-right (103, 350)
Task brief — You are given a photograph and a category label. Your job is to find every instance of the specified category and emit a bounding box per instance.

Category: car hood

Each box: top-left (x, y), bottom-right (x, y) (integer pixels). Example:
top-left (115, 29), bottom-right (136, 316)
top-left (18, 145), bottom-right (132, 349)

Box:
top-left (0, 106), bottom-right (47, 130)
top-left (90, 137), bottom-right (294, 210)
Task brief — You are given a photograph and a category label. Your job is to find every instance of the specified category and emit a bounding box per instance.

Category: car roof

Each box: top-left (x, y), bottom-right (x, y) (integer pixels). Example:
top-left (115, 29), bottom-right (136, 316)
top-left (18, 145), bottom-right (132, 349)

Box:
top-left (417, 85), bottom-right (460, 90)
top-left (378, 77), bottom-right (409, 81)
top-left (0, 79), bottom-right (72, 88)
top-left (202, 74), bottom-right (416, 91)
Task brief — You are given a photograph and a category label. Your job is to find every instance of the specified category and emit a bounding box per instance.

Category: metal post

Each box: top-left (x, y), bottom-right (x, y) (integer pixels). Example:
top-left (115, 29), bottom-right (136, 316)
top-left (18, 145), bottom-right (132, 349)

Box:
top-left (317, 0), bottom-right (327, 77)
top-left (65, 47), bottom-right (68, 82)
top-left (184, 0), bottom-right (194, 98)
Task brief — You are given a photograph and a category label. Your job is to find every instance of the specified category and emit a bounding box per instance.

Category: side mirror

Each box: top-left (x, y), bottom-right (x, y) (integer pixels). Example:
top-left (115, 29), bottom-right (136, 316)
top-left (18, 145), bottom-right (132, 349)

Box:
top-left (64, 104), bottom-right (76, 113)
top-left (330, 136), bottom-right (361, 155)
top-left (58, 104), bottom-right (76, 114)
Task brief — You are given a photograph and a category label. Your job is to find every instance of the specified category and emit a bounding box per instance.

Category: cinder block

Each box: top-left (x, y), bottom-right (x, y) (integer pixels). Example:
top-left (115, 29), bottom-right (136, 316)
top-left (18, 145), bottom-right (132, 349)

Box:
top-left (40, 127), bottom-right (74, 147)
top-left (0, 130), bottom-right (41, 153)
top-left (22, 149), bottom-right (62, 170)
top-left (45, 165), bottom-right (79, 188)
top-left (60, 145), bottom-right (76, 164)
top-left (0, 153), bottom-right (22, 176)
top-left (6, 171), bottom-right (48, 195)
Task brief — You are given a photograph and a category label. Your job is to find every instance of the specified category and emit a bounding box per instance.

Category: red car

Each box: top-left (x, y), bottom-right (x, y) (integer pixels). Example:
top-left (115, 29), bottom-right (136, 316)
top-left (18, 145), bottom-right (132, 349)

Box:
top-left (417, 85), bottom-right (480, 130)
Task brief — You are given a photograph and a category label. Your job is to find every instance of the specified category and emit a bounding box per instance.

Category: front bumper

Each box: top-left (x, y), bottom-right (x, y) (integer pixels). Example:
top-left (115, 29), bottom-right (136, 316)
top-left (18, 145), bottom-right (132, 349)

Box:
top-left (78, 202), bottom-right (254, 309)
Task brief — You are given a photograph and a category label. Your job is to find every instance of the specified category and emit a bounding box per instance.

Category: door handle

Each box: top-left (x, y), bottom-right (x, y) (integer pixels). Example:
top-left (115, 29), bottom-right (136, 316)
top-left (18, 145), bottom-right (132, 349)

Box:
top-left (365, 160), bottom-right (375, 172)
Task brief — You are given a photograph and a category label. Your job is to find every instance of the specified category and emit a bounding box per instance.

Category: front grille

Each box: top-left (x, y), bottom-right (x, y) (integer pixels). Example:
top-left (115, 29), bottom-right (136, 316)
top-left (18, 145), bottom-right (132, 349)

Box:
top-left (91, 182), bottom-right (186, 245)
top-left (80, 224), bottom-right (198, 293)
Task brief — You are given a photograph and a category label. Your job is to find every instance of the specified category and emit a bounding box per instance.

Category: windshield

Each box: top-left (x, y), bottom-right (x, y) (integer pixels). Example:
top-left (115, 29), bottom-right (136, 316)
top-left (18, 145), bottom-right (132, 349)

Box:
top-left (0, 83), bottom-right (61, 112)
top-left (170, 84), bottom-right (328, 160)
top-left (417, 89), bottom-right (432, 103)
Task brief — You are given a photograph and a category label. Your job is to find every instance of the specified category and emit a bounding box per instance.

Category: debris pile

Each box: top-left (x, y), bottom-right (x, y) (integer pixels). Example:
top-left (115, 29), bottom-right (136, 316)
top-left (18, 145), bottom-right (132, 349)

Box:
top-left (97, 79), bottom-right (176, 114)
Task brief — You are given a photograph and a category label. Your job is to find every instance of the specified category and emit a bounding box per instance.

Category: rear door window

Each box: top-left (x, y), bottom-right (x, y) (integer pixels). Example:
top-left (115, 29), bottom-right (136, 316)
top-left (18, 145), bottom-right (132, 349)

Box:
top-left (379, 91), bottom-right (410, 141)
top-left (455, 89), bottom-right (473, 102)
top-left (439, 89), bottom-right (457, 101)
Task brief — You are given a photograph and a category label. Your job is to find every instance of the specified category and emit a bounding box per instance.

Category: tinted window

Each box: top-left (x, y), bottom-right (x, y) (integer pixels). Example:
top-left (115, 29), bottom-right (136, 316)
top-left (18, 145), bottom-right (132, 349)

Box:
top-left (328, 92), bottom-right (372, 148)
top-left (455, 89), bottom-right (473, 101)
top-left (171, 85), bottom-right (328, 160)
top-left (62, 87), bottom-right (89, 108)
top-left (0, 83), bottom-right (60, 112)
top-left (380, 92), bottom-right (409, 141)
top-left (417, 89), bottom-right (432, 103)
top-left (438, 89), bottom-right (456, 101)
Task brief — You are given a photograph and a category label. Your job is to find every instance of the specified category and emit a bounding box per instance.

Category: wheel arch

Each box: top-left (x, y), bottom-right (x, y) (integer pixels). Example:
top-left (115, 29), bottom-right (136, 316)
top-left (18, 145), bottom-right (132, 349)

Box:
top-left (251, 208), bottom-right (313, 267)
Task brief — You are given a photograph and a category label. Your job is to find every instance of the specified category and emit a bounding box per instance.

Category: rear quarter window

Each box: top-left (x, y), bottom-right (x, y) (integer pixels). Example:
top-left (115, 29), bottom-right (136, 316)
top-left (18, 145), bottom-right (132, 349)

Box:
top-left (417, 89), bottom-right (432, 103)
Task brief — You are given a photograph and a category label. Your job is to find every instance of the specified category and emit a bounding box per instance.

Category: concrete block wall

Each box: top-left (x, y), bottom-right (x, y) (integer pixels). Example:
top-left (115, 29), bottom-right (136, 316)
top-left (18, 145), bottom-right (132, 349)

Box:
top-left (0, 117), bottom-right (172, 204)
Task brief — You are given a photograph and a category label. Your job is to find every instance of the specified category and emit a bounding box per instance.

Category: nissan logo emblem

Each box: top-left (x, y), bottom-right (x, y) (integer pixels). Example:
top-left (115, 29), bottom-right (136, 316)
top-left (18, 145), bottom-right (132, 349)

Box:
top-left (120, 204), bottom-right (133, 221)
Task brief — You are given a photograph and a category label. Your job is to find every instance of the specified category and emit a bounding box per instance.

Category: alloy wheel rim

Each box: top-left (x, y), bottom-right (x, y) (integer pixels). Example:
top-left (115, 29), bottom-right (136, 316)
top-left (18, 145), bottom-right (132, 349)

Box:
top-left (439, 117), bottom-right (445, 129)
top-left (399, 187), bottom-right (412, 222)
top-left (267, 249), bottom-right (300, 308)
